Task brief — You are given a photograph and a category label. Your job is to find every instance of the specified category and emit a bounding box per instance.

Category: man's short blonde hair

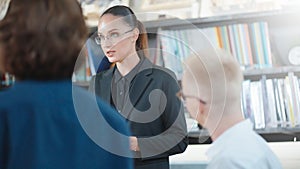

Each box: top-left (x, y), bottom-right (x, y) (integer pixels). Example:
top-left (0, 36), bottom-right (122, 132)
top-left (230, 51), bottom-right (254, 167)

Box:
top-left (183, 49), bottom-right (243, 107)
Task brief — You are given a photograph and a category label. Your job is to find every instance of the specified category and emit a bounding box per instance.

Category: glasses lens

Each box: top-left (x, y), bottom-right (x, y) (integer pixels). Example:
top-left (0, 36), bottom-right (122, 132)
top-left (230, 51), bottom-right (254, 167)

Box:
top-left (95, 29), bottom-right (133, 45)
top-left (94, 37), bottom-right (101, 45)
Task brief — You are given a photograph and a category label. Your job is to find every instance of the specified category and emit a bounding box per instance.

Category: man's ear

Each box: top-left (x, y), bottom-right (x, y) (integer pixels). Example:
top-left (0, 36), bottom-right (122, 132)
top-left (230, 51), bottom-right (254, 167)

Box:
top-left (198, 102), bottom-right (205, 115)
top-left (197, 102), bottom-right (207, 121)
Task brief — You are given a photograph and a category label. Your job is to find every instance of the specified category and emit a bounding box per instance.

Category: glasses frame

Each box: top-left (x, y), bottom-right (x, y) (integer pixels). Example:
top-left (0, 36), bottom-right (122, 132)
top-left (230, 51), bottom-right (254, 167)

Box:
top-left (95, 28), bottom-right (134, 45)
top-left (176, 90), bottom-right (207, 105)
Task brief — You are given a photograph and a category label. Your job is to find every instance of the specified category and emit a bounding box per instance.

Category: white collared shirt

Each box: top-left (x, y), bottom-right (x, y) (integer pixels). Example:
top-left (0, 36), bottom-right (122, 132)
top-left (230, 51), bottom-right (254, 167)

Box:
top-left (206, 119), bottom-right (282, 169)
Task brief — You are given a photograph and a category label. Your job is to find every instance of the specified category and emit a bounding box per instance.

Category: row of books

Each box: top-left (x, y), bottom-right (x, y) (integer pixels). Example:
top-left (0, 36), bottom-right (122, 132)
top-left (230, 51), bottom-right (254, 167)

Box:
top-left (72, 44), bottom-right (92, 83)
top-left (210, 22), bottom-right (272, 68)
top-left (155, 21), bottom-right (272, 78)
top-left (242, 73), bottom-right (300, 129)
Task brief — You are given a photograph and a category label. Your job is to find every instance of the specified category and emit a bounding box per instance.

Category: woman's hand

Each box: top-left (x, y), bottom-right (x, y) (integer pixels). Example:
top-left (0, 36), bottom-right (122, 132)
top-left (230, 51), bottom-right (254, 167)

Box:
top-left (129, 136), bottom-right (140, 152)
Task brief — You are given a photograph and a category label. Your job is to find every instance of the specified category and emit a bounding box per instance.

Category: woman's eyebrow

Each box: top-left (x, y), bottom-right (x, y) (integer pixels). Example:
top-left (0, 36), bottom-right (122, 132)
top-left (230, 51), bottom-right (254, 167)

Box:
top-left (98, 28), bottom-right (120, 35)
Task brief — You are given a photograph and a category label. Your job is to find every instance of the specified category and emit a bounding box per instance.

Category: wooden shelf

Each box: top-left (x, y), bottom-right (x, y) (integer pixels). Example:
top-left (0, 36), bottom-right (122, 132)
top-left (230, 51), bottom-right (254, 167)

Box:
top-left (243, 66), bottom-right (300, 80)
top-left (87, 10), bottom-right (300, 33)
top-left (142, 9), bottom-right (300, 31)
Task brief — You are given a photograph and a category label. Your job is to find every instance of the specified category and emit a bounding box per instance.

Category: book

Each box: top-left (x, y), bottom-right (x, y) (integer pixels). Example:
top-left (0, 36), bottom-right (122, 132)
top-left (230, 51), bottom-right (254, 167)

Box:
top-left (250, 81), bottom-right (265, 129)
top-left (260, 22), bottom-right (272, 67)
top-left (266, 79), bottom-right (278, 127)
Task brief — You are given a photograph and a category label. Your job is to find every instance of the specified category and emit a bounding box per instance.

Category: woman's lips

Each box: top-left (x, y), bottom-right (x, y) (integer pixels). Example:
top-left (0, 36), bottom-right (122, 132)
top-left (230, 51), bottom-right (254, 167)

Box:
top-left (106, 50), bottom-right (115, 57)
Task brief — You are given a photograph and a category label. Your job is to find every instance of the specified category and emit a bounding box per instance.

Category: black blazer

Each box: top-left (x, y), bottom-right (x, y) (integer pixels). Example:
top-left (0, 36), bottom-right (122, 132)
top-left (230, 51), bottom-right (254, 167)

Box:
top-left (90, 58), bottom-right (188, 169)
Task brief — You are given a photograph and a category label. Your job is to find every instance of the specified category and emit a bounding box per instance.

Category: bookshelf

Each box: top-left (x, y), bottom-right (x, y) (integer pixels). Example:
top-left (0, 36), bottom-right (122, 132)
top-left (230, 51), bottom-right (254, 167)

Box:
top-left (143, 10), bottom-right (299, 31)
top-left (187, 66), bottom-right (300, 144)
top-left (82, 9), bottom-right (300, 143)
top-left (140, 9), bottom-right (300, 143)
top-left (243, 66), bottom-right (300, 81)
top-left (145, 10), bottom-right (300, 72)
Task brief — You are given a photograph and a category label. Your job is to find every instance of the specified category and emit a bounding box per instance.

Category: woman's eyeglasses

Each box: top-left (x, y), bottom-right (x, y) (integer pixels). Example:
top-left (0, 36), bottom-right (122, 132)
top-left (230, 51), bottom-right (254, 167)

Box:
top-left (176, 90), bottom-right (206, 105)
top-left (95, 28), bottom-right (134, 45)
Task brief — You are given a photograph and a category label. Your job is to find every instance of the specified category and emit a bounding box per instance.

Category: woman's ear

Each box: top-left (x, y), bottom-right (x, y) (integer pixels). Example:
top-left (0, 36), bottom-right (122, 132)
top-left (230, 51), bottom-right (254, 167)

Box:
top-left (132, 27), bottom-right (139, 41)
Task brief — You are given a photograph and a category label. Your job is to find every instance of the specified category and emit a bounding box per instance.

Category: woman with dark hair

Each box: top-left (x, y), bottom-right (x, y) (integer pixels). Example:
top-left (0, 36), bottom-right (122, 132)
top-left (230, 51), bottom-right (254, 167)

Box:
top-left (90, 5), bottom-right (188, 169)
top-left (0, 0), bottom-right (132, 169)
top-left (96, 19), bottom-right (148, 73)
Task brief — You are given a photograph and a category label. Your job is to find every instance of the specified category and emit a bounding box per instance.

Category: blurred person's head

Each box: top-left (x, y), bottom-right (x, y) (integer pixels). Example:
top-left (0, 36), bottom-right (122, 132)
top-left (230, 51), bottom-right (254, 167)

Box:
top-left (182, 49), bottom-right (244, 138)
top-left (0, 0), bottom-right (87, 80)
top-left (96, 5), bottom-right (148, 63)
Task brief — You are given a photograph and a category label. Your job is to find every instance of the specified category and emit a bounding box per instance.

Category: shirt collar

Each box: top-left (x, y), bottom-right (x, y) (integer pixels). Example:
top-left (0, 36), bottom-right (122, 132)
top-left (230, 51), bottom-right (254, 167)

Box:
top-left (113, 57), bottom-right (145, 84)
top-left (206, 119), bottom-right (254, 159)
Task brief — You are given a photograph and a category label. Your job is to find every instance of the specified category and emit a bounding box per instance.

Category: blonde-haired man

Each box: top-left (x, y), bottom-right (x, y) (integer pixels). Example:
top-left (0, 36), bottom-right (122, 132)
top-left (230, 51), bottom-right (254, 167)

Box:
top-left (181, 49), bottom-right (282, 169)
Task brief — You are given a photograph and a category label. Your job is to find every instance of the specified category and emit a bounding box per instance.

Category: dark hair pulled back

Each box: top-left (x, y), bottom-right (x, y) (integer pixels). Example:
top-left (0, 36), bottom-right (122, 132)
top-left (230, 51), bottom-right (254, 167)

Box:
top-left (101, 5), bottom-right (148, 58)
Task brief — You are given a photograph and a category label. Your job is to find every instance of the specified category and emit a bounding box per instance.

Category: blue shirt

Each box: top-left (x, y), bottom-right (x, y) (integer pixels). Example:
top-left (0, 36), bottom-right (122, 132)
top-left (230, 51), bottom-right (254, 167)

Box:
top-left (0, 80), bottom-right (133, 169)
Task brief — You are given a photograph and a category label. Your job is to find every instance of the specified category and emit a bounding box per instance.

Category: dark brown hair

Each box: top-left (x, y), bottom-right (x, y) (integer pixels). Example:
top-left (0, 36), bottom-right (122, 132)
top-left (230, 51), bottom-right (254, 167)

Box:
top-left (0, 0), bottom-right (88, 80)
top-left (100, 5), bottom-right (148, 58)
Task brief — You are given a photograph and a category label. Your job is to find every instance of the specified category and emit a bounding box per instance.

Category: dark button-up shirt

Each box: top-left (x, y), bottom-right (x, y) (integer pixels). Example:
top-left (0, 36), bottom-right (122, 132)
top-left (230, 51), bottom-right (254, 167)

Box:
top-left (111, 57), bottom-right (145, 114)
